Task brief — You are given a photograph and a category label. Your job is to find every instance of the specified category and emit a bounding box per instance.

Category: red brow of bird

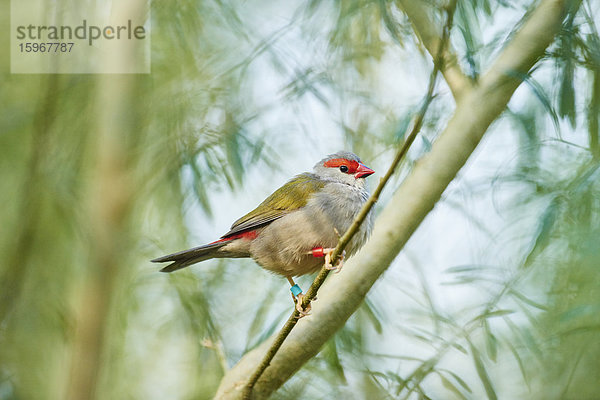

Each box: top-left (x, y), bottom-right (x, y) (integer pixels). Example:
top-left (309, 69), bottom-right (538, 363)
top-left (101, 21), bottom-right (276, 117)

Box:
top-left (323, 158), bottom-right (359, 173)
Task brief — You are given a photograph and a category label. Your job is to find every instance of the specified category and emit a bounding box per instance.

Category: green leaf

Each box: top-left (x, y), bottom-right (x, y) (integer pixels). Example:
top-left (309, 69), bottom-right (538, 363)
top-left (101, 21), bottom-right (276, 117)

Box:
top-left (522, 195), bottom-right (562, 268)
top-left (467, 339), bottom-right (498, 400)
top-left (442, 370), bottom-right (473, 394)
top-left (486, 331), bottom-right (498, 363)
top-left (517, 72), bottom-right (561, 136)
top-left (483, 309), bottom-right (515, 319)
top-left (361, 298), bottom-right (383, 334)
top-left (439, 373), bottom-right (469, 400)
top-left (509, 289), bottom-right (548, 311)
top-left (557, 27), bottom-right (577, 127)
top-left (322, 338), bottom-right (347, 384)
top-left (503, 338), bottom-right (530, 388)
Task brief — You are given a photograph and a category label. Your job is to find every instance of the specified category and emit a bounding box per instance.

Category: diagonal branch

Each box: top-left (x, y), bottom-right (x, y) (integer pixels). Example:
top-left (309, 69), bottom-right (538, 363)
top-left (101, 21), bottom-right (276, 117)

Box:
top-left (397, 0), bottom-right (474, 100)
top-left (215, 1), bottom-right (569, 399)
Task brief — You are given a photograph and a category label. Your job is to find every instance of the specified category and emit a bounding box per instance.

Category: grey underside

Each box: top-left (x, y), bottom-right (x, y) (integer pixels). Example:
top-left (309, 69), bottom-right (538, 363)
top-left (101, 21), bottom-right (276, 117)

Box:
top-left (243, 181), bottom-right (372, 276)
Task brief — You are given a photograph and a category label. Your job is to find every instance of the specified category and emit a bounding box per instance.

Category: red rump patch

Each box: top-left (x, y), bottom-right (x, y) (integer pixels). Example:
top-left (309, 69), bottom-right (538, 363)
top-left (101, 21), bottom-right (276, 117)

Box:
top-left (323, 158), bottom-right (359, 173)
top-left (212, 230), bottom-right (259, 244)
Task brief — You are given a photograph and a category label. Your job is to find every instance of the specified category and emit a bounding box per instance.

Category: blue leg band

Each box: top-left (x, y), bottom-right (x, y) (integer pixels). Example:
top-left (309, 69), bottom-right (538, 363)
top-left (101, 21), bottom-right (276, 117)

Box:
top-left (290, 284), bottom-right (303, 297)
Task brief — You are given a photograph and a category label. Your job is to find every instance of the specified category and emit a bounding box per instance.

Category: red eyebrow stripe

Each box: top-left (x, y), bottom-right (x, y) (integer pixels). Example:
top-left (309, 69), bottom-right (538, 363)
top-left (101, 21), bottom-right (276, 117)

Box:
top-left (323, 158), bottom-right (359, 173)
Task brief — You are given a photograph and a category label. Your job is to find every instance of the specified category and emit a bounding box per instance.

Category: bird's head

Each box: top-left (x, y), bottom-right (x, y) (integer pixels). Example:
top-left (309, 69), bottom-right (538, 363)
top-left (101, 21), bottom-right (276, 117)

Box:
top-left (313, 151), bottom-right (374, 187)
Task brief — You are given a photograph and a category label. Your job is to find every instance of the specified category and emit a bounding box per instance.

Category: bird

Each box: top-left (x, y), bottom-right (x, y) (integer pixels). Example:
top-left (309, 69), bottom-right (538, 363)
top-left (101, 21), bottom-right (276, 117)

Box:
top-left (152, 151), bottom-right (375, 315)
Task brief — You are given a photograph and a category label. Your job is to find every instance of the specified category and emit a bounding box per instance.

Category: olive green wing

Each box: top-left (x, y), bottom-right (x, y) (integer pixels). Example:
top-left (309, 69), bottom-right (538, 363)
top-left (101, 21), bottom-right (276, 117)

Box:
top-left (221, 173), bottom-right (325, 238)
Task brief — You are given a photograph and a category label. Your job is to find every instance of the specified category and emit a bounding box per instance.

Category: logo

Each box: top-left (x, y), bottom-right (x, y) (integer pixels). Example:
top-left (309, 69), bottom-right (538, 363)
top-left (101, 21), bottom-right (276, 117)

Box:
top-left (11, 0), bottom-right (150, 74)
top-left (16, 20), bottom-right (146, 47)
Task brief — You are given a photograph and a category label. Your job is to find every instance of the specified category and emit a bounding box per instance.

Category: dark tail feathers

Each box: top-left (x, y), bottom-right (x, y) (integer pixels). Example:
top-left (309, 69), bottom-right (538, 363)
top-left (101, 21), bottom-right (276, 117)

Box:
top-left (152, 241), bottom-right (228, 273)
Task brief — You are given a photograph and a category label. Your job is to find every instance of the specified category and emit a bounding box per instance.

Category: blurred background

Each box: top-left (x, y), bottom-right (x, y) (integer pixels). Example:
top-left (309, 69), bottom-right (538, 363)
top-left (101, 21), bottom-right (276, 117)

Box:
top-left (1, 0), bottom-right (600, 399)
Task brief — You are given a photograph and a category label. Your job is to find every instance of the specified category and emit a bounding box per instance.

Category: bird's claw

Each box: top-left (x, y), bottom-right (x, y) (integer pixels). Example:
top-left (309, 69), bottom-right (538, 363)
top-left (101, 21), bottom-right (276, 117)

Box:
top-left (324, 249), bottom-right (346, 273)
top-left (294, 293), bottom-right (311, 317)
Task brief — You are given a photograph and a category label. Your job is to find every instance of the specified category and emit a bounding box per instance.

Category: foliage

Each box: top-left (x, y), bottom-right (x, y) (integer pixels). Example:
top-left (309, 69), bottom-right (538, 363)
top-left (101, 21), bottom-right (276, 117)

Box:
top-left (1, 0), bottom-right (599, 399)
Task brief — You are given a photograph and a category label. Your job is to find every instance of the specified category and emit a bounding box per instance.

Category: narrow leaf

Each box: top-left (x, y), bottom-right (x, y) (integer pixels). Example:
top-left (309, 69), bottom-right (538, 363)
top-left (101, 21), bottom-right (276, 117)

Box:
top-left (468, 340), bottom-right (498, 400)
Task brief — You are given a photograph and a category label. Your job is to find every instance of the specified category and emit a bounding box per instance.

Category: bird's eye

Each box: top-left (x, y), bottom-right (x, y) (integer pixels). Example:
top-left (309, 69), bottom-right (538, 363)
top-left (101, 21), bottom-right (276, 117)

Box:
top-left (339, 165), bottom-right (349, 173)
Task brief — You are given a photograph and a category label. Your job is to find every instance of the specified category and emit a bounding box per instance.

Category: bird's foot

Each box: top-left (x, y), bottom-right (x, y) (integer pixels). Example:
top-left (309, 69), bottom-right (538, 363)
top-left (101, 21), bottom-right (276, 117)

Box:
top-left (294, 293), bottom-right (311, 317)
top-left (289, 280), bottom-right (311, 317)
top-left (309, 247), bottom-right (346, 273)
top-left (324, 249), bottom-right (345, 273)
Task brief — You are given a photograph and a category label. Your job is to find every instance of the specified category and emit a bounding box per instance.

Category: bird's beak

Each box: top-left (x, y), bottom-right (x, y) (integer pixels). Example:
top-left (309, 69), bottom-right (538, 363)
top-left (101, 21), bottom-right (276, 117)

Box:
top-left (354, 163), bottom-right (375, 179)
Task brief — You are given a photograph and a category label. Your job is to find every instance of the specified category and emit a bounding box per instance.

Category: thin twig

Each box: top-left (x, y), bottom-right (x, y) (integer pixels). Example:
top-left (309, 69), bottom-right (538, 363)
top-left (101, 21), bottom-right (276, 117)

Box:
top-left (242, 3), bottom-right (457, 398)
top-left (397, 0), bottom-right (472, 99)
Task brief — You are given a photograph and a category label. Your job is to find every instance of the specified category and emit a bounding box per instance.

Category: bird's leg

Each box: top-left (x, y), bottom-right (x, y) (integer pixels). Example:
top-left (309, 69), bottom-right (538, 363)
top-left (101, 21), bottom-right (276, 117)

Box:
top-left (309, 247), bottom-right (346, 273)
top-left (287, 276), bottom-right (311, 317)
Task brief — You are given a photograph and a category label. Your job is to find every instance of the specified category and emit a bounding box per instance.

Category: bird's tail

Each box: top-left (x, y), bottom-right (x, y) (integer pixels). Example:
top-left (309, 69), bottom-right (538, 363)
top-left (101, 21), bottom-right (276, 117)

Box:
top-left (152, 241), bottom-right (229, 273)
